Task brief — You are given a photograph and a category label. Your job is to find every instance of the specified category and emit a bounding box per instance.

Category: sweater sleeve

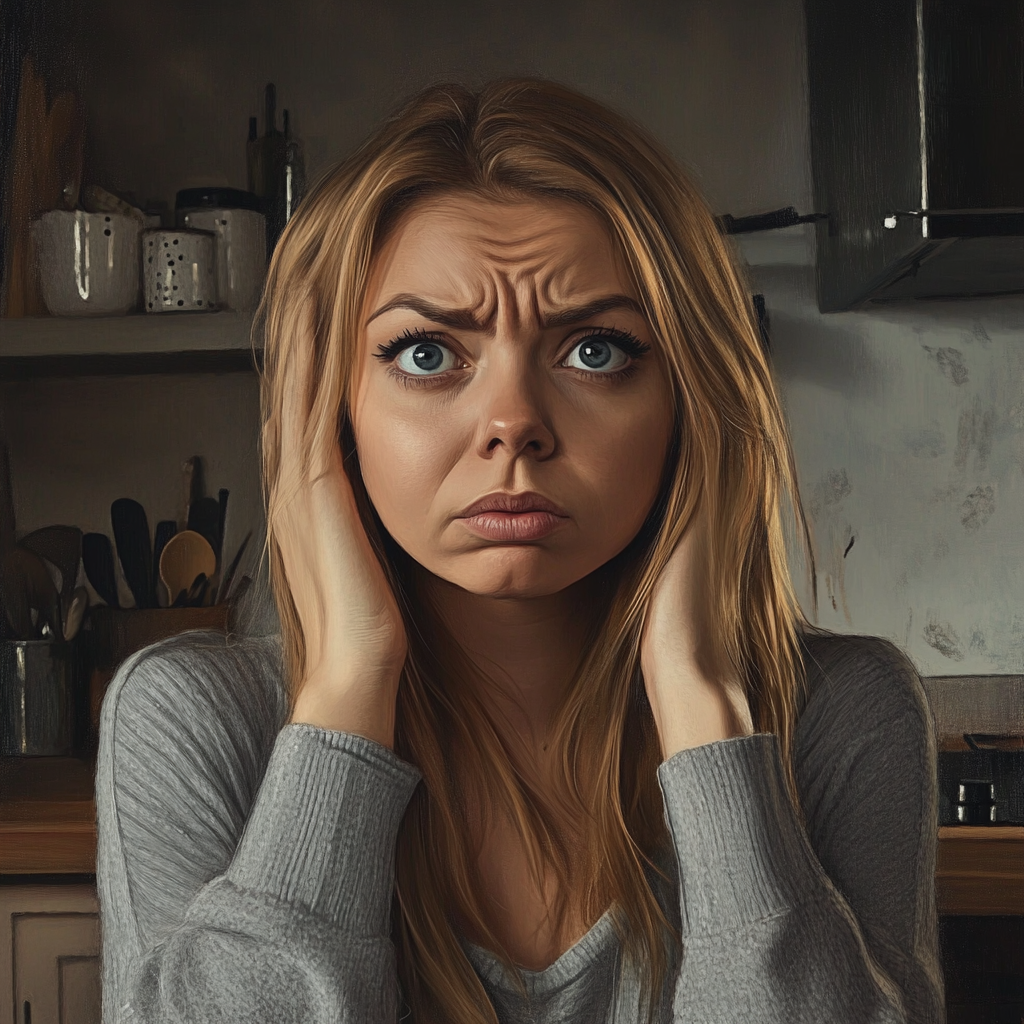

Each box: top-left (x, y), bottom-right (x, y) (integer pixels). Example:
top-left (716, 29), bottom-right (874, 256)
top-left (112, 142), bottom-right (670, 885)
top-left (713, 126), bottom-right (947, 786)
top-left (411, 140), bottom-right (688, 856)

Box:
top-left (96, 636), bottom-right (422, 1024)
top-left (656, 637), bottom-right (945, 1024)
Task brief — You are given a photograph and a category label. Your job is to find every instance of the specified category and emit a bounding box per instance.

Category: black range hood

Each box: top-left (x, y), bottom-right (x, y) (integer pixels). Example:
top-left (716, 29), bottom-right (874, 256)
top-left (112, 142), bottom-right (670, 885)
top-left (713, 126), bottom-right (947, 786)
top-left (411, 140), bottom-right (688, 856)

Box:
top-left (805, 0), bottom-right (1024, 311)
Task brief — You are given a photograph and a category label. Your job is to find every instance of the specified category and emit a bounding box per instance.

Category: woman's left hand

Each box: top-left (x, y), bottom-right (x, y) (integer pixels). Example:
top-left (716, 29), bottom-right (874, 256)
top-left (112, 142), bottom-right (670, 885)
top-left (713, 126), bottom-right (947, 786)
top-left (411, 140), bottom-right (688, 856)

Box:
top-left (639, 505), bottom-right (755, 760)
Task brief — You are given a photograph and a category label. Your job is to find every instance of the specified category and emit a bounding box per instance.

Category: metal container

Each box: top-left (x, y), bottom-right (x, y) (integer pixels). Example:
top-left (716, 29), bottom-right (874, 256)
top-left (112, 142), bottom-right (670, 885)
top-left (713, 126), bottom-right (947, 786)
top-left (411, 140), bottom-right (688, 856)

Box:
top-left (0, 639), bottom-right (76, 756)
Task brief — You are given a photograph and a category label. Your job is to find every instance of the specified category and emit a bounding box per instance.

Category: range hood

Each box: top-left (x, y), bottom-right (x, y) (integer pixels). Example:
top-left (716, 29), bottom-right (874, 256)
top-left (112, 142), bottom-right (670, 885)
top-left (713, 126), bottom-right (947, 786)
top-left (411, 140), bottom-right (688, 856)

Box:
top-left (805, 0), bottom-right (1024, 312)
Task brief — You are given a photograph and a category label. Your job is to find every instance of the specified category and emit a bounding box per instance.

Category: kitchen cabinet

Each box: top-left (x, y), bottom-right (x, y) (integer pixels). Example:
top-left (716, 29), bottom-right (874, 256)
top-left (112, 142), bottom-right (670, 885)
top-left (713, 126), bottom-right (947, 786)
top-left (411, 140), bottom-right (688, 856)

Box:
top-left (0, 310), bottom-right (254, 1022)
top-left (0, 883), bottom-right (100, 1024)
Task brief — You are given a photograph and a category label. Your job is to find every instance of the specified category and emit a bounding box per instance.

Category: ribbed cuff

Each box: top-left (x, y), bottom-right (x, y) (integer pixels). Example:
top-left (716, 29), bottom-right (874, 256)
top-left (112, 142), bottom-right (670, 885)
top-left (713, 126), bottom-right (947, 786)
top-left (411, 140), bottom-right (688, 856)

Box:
top-left (226, 724), bottom-right (422, 935)
top-left (657, 733), bottom-right (822, 936)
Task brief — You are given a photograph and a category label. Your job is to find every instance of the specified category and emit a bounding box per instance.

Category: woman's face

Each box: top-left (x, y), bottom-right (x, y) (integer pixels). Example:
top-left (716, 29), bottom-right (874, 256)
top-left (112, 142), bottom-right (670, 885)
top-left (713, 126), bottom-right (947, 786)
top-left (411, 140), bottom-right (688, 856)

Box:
top-left (351, 193), bottom-right (675, 599)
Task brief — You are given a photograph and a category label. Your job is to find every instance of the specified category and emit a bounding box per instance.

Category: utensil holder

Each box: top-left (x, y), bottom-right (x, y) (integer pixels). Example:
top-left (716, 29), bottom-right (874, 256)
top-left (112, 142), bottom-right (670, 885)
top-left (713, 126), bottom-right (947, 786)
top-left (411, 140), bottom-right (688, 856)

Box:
top-left (0, 638), bottom-right (78, 756)
top-left (84, 605), bottom-right (231, 752)
top-left (88, 604), bottom-right (231, 669)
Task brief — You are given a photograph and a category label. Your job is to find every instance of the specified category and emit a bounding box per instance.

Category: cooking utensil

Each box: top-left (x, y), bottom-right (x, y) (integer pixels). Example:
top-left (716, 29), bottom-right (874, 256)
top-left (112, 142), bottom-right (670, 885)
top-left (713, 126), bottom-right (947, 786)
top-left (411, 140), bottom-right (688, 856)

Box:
top-left (188, 572), bottom-right (209, 607)
top-left (111, 498), bottom-right (153, 609)
top-left (228, 573), bottom-right (253, 616)
top-left (216, 489), bottom-right (229, 564)
top-left (82, 532), bottom-right (119, 608)
top-left (18, 525), bottom-right (82, 621)
top-left (63, 586), bottom-right (88, 641)
top-left (4, 56), bottom-right (85, 317)
top-left (152, 519), bottom-right (178, 606)
top-left (187, 496), bottom-right (221, 557)
top-left (0, 547), bottom-right (35, 638)
top-left (179, 456), bottom-right (199, 532)
top-left (218, 529), bottom-right (251, 604)
top-left (0, 546), bottom-right (61, 640)
top-left (170, 571), bottom-right (208, 609)
top-left (159, 530), bottom-right (216, 608)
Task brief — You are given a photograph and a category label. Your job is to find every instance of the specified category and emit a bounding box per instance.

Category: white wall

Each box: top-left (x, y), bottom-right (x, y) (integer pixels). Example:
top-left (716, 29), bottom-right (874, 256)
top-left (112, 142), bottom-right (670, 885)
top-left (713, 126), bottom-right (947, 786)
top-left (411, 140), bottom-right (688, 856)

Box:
top-left (6, 0), bottom-right (1023, 674)
top-left (736, 230), bottom-right (1024, 675)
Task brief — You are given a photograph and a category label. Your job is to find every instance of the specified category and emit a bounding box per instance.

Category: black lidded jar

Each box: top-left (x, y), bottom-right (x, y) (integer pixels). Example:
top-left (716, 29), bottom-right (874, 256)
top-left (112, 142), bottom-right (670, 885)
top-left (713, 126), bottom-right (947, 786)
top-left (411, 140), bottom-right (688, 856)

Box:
top-left (956, 780), bottom-right (997, 825)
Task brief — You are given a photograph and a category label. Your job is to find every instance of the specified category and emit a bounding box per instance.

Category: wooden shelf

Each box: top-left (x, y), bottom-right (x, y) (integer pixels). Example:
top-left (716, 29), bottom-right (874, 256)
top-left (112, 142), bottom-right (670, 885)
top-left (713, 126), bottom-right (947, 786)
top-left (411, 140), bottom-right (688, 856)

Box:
top-left (3, 753), bottom-right (1023, 914)
top-left (0, 311), bottom-right (261, 377)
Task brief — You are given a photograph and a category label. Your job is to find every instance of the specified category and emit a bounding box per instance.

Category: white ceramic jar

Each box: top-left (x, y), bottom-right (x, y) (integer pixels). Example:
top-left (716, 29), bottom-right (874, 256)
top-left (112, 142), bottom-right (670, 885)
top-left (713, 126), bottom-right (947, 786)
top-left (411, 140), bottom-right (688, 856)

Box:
top-left (31, 210), bottom-right (141, 315)
top-left (182, 208), bottom-right (266, 311)
top-left (142, 229), bottom-right (218, 312)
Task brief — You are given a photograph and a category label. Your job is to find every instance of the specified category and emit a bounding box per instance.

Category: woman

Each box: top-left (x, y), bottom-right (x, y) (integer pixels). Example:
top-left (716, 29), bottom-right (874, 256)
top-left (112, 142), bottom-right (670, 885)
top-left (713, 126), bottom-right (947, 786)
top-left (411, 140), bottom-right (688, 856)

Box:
top-left (96, 79), bottom-right (945, 1023)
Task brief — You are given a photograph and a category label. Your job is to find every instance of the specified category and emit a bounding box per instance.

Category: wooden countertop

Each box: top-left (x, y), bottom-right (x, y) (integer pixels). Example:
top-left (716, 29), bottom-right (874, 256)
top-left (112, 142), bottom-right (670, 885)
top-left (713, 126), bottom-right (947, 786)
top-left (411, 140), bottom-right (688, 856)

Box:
top-left (936, 825), bottom-right (1024, 915)
top-left (2, 756), bottom-right (1022, 915)
top-left (0, 757), bottom-right (97, 875)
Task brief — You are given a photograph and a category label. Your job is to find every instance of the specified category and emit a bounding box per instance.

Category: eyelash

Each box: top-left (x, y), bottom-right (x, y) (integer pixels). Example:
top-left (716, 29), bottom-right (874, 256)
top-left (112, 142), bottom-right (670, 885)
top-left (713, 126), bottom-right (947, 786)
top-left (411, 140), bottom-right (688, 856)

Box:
top-left (372, 326), bottom-right (652, 388)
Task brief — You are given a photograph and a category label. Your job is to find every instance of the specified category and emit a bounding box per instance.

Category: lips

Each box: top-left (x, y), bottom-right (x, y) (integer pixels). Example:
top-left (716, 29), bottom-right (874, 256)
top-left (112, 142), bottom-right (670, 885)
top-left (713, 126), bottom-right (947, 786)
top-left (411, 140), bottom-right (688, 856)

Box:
top-left (458, 491), bottom-right (569, 518)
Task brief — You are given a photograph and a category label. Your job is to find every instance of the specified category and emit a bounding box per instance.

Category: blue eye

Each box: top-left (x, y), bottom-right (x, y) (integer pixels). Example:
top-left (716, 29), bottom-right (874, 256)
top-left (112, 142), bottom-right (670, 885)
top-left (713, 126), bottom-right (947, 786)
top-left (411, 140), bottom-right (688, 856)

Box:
top-left (395, 341), bottom-right (458, 376)
top-left (564, 337), bottom-right (631, 373)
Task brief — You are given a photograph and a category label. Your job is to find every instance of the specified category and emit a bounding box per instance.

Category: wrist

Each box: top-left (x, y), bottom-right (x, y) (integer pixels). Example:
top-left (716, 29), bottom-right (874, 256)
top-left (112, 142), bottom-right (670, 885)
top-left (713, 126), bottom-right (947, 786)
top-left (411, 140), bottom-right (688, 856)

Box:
top-left (644, 660), bottom-right (751, 759)
top-left (289, 670), bottom-right (399, 750)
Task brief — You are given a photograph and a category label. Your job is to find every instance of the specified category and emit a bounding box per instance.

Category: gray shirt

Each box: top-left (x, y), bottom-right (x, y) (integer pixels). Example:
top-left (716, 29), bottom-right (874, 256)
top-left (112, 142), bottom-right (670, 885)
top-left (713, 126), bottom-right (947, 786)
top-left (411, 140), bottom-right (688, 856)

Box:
top-left (95, 628), bottom-right (945, 1022)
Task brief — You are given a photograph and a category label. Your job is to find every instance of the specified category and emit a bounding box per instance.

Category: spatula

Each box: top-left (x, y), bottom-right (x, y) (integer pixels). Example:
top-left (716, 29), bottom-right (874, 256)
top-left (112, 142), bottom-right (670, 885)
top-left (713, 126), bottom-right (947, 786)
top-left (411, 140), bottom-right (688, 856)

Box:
top-left (187, 496), bottom-right (222, 559)
top-left (83, 532), bottom-right (119, 608)
top-left (111, 498), bottom-right (152, 609)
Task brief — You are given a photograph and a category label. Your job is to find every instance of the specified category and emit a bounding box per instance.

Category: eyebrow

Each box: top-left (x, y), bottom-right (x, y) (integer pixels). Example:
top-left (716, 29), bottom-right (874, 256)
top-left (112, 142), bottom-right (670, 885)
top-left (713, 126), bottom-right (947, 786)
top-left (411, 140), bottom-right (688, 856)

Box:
top-left (365, 293), bottom-right (645, 329)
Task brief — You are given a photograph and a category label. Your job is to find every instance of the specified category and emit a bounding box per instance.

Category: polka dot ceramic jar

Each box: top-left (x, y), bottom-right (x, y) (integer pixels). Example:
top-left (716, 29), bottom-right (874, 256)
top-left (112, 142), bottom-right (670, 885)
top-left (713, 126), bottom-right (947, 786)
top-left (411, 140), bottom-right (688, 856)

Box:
top-left (143, 229), bottom-right (217, 312)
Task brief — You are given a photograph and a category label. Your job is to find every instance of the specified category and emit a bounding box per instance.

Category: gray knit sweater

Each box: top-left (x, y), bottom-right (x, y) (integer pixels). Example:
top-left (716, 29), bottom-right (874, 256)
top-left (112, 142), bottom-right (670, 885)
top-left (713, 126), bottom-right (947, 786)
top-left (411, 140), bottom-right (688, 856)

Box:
top-left (95, 629), bottom-right (945, 1023)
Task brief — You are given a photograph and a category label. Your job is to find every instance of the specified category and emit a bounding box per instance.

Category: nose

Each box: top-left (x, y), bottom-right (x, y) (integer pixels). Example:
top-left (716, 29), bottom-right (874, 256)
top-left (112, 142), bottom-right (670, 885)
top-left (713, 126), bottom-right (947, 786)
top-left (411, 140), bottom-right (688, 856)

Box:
top-left (475, 356), bottom-right (556, 462)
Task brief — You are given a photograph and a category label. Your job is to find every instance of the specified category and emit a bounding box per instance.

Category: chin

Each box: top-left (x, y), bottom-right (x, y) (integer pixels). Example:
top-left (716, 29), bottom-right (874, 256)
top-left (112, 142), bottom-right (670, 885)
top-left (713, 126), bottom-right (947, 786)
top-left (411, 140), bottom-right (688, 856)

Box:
top-left (427, 546), bottom-right (591, 599)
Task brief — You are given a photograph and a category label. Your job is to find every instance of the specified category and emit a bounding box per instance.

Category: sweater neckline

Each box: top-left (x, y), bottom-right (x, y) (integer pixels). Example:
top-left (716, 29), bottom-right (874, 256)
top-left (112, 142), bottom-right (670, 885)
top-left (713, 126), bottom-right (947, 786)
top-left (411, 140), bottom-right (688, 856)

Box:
top-left (459, 905), bottom-right (620, 996)
top-left (459, 840), bottom-right (678, 996)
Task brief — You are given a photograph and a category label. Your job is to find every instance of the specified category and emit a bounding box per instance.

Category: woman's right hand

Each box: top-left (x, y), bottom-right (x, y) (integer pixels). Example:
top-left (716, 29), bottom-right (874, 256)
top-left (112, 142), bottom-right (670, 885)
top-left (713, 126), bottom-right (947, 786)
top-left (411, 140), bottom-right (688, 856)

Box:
top-left (277, 312), bottom-right (408, 748)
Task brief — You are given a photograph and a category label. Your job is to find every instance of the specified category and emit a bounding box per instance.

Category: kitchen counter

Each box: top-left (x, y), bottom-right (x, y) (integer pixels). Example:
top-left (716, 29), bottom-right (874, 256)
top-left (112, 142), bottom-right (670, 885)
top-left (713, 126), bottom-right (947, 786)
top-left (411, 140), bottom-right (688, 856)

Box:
top-left (2, 756), bottom-right (1021, 914)
top-left (936, 825), bottom-right (1024, 915)
top-left (0, 757), bottom-right (96, 875)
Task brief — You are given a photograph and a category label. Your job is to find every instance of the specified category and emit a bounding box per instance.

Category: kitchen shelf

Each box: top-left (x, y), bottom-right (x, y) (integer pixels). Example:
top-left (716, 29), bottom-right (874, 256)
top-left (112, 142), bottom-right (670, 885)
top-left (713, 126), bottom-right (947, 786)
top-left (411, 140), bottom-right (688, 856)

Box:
top-left (2, 755), bottom-right (1022, 915)
top-left (0, 311), bottom-right (262, 378)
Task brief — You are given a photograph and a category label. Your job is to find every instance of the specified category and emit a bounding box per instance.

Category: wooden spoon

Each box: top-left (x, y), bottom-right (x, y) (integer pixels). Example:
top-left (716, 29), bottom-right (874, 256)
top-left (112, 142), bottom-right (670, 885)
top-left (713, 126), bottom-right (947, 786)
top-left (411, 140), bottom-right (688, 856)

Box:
top-left (159, 530), bottom-right (216, 608)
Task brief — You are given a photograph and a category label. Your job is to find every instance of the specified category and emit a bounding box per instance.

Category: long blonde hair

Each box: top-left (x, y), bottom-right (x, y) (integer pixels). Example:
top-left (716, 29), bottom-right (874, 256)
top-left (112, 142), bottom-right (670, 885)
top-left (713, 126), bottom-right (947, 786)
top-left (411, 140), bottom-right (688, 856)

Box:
top-left (257, 78), bottom-right (814, 1024)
